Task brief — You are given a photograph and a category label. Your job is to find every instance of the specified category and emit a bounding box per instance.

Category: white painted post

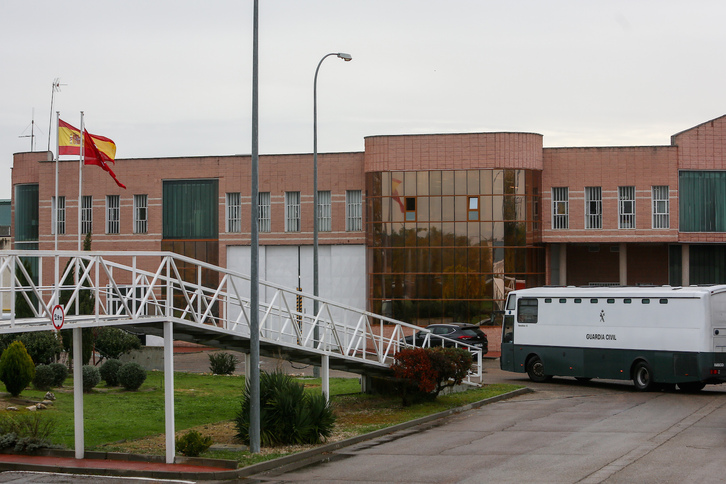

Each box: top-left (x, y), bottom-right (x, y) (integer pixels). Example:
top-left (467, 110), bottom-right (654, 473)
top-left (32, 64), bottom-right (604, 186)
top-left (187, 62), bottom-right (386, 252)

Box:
top-left (321, 354), bottom-right (330, 402)
top-left (73, 327), bottom-right (84, 459)
top-left (164, 321), bottom-right (175, 464)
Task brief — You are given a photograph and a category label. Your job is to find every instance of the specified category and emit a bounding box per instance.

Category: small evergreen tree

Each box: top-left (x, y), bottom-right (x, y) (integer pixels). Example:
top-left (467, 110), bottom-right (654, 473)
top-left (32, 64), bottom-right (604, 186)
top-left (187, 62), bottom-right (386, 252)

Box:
top-left (0, 341), bottom-right (36, 397)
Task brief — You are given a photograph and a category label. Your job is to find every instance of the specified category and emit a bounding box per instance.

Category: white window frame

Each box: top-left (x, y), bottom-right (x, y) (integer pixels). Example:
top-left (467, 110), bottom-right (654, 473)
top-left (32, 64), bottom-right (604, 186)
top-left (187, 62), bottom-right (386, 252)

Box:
top-left (106, 195), bottom-right (120, 234)
top-left (258, 192), bottom-right (271, 233)
top-left (346, 190), bottom-right (362, 231)
top-left (81, 195), bottom-right (92, 234)
top-left (133, 194), bottom-right (148, 234)
top-left (618, 186), bottom-right (636, 229)
top-left (652, 186), bottom-right (669, 229)
top-left (226, 192), bottom-right (241, 233)
top-left (585, 187), bottom-right (602, 229)
top-left (51, 196), bottom-right (66, 235)
top-left (552, 187), bottom-right (568, 229)
top-left (318, 191), bottom-right (331, 232)
top-left (285, 191), bottom-right (300, 232)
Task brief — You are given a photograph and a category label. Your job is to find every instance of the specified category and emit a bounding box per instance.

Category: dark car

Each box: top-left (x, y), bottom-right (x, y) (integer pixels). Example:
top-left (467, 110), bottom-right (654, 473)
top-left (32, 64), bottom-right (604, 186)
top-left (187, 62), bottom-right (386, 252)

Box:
top-left (402, 323), bottom-right (488, 354)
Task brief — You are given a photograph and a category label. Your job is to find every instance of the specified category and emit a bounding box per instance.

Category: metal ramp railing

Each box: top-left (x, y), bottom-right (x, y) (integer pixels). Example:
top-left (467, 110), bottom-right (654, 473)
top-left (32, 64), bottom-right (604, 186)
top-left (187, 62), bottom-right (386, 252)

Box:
top-left (0, 250), bottom-right (483, 381)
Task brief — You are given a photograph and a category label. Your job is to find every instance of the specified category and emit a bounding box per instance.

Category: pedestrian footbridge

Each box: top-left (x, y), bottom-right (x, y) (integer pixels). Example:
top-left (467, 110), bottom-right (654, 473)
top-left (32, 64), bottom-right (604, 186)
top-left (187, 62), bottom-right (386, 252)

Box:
top-left (0, 250), bottom-right (483, 463)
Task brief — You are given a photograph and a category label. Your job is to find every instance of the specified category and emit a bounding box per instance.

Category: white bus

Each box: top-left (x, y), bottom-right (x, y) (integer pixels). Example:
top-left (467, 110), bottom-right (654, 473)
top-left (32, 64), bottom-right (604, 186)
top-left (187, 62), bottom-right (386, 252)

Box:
top-left (500, 285), bottom-right (726, 391)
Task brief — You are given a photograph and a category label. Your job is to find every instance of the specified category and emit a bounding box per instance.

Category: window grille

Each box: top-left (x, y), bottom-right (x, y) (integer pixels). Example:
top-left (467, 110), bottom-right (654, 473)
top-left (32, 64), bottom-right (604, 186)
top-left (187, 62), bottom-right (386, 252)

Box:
top-left (652, 185), bottom-right (669, 229)
top-left (134, 194), bottom-right (148, 234)
top-left (318, 191), bottom-right (331, 232)
top-left (106, 195), bottom-right (120, 234)
top-left (51, 196), bottom-right (65, 235)
top-left (552, 187), bottom-right (568, 229)
top-left (258, 192), bottom-right (271, 233)
top-left (285, 191), bottom-right (300, 232)
top-left (346, 190), bottom-right (362, 231)
top-left (618, 186), bottom-right (635, 229)
top-left (226, 192), bottom-right (241, 233)
top-left (585, 187), bottom-right (602, 229)
top-left (81, 196), bottom-right (92, 234)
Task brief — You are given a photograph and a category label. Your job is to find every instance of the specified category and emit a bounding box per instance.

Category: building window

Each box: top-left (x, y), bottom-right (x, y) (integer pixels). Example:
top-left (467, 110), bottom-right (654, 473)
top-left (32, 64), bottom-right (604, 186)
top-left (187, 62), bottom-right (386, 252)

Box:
top-left (51, 196), bottom-right (66, 235)
top-left (585, 187), bottom-right (602, 229)
top-left (405, 197), bottom-right (416, 221)
top-left (134, 194), bottom-right (148, 234)
top-left (552, 187), bottom-right (568, 229)
top-left (467, 196), bottom-right (479, 221)
top-left (106, 195), bottom-right (120, 234)
top-left (258, 192), bottom-right (271, 233)
top-left (618, 186), bottom-right (635, 229)
top-left (81, 196), bottom-right (92, 234)
top-left (318, 191), bottom-right (331, 232)
top-left (652, 185), bottom-right (669, 229)
top-left (226, 192), bottom-right (241, 233)
top-left (346, 190), bottom-right (362, 231)
top-left (285, 191), bottom-right (300, 232)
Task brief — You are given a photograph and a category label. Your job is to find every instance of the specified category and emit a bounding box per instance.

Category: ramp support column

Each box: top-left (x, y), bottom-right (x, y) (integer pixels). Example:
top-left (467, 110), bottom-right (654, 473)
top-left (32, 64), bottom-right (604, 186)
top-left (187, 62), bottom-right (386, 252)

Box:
top-left (73, 327), bottom-right (84, 459)
top-left (321, 354), bottom-right (330, 402)
top-left (164, 321), bottom-right (175, 464)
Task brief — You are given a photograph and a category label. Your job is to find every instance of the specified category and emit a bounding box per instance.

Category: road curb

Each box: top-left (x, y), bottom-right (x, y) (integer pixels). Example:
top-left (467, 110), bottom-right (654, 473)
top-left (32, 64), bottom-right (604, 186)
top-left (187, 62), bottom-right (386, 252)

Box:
top-left (237, 386), bottom-right (532, 478)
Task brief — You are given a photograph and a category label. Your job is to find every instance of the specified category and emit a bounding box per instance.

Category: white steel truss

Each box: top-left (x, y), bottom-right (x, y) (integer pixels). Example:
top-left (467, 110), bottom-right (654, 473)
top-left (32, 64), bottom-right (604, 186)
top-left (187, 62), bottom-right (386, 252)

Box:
top-left (0, 250), bottom-right (483, 462)
top-left (0, 250), bottom-right (482, 378)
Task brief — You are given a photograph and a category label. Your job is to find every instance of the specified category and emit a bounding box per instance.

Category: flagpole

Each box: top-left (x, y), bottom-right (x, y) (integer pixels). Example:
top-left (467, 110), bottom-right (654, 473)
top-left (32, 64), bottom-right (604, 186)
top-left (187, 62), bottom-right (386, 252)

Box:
top-left (55, 112), bottom-right (60, 251)
top-left (78, 112), bottom-right (84, 251)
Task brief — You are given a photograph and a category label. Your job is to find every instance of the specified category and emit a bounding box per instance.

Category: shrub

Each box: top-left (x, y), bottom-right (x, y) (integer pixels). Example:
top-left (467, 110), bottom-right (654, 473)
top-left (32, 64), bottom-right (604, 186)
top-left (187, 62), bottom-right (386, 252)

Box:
top-left (235, 370), bottom-right (336, 447)
top-left (94, 328), bottom-right (141, 360)
top-left (0, 341), bottom-right (36, 397)
top-left (208, 352), bottom-right (238, 375)
top-left (176, 430), bottom-right (213, 457)
top-left (118, 362), bottom-right (147, 391)
top-left (391, 347), bottom-right (474, 405)
top-left (0, 332), bottom-right (63, 365)
top-left (32, 365), bottom-right (55, 391)
top-left (82, 365), bottom-right (101, 392)
top-left (49, 363), bottom-right (68, 387)
top-left (0, 413), bottom-right (56, 452)
top-left (100, 359), bottom-right (123, 386)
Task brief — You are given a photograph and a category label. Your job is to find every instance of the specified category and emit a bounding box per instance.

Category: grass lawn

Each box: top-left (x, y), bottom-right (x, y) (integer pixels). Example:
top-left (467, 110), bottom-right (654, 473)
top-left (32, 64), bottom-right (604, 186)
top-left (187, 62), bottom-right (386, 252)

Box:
top-left (0, 371), bottom-right (521, 467)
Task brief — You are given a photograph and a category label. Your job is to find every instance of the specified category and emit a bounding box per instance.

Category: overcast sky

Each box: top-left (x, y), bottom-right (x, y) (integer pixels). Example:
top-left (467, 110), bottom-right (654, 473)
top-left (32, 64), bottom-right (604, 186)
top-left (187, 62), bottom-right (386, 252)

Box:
top-left (2, 0), bottom-right (726, 200)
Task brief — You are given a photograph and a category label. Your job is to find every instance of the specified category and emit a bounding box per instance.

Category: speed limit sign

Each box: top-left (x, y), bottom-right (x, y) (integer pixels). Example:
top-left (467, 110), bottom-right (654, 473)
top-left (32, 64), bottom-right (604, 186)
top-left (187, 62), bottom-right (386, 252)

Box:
top-left (51, 305), bottom-right (65, 330)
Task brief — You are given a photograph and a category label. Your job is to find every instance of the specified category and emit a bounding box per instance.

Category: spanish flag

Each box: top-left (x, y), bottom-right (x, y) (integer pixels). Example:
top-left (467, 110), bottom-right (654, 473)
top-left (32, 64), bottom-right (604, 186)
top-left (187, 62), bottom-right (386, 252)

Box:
top-left (58, 119), bottom-right (125, 189)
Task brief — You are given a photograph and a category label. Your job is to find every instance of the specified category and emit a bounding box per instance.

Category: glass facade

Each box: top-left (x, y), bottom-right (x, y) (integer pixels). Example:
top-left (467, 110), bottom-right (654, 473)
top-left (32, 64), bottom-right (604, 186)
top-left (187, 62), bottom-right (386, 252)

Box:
top-left (366, 169), bottom-right (544, 325)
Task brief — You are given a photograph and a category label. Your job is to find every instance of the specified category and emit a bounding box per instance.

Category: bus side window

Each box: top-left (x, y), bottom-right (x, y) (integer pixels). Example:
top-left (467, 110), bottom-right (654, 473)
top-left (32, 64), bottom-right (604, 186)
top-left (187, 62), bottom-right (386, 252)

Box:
top-left (517, 298), bottom-right (538, 324)
top-left (506, 295), bottom-right (516, 311)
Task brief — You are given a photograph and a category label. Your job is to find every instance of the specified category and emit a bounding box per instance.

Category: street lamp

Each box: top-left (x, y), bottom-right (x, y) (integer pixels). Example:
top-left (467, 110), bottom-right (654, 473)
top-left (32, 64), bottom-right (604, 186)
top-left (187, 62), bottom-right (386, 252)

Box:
top-left (313, 52), bottom-right (352, 353)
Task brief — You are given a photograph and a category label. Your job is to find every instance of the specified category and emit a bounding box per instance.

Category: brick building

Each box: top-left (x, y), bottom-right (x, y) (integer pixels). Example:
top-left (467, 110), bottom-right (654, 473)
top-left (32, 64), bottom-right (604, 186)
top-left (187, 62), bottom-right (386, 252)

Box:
top-left (11, 115), bottom-right (726, 325)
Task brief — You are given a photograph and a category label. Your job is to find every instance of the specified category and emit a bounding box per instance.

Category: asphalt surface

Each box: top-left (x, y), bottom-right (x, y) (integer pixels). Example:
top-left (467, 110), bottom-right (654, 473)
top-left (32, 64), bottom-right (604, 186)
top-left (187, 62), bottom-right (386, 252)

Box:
top-left (2, 356), bottom-right (726, 483)
top-left (244, 359), bottom-right (726, 484)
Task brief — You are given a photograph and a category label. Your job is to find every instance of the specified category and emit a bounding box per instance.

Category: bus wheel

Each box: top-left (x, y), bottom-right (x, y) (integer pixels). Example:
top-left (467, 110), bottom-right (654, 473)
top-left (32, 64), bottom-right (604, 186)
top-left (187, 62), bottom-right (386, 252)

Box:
top-left (632, 361), bottom-right (654, 391)
top-left (526, 356), bottom-right (551, 383)
top-left (677, 382), bottom-right (706, 393)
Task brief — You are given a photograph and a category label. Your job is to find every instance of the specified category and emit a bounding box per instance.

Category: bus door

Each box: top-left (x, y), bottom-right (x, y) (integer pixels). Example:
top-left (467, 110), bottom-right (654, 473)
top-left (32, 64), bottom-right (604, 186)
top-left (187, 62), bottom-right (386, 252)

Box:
top-left (500, 295), bottom-right (516, 371)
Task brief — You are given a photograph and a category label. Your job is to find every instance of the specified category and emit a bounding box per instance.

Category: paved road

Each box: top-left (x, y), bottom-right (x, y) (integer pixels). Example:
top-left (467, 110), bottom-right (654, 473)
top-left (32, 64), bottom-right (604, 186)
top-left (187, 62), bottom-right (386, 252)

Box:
top-left (247, 360), bottom-right (726, 484)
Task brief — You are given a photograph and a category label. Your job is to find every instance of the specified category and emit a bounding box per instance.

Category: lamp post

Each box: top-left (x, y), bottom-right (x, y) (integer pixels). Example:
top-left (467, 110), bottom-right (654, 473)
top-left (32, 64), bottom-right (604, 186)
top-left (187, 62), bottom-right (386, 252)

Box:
top-left (313, 52), bottom-right (352, 356)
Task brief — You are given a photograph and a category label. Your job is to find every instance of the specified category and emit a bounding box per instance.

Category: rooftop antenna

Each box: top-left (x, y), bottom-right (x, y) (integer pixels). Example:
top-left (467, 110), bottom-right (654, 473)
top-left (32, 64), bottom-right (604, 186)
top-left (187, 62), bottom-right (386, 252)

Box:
top-left (19, 108), bottom-right (42, 151)
top-left (47, 78), bottom-right (66, 151)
